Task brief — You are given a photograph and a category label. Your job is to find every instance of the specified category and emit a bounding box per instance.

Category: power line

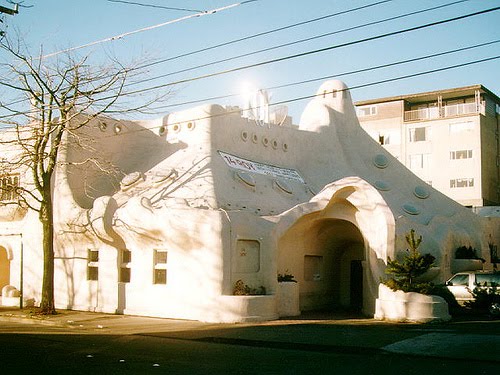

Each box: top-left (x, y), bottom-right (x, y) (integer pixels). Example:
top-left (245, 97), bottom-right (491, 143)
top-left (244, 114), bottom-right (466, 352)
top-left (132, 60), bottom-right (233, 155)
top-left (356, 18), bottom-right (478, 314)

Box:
top-left (131, 0), bottom-right (395, 72)
top-left (4, 53), bottom-right (498, 133)
top-left (147, 39), bottom-right (500, 111)
top-left (106, 0), bottom-right (203, 13)
top-left (40, 1), bottom-right (257, 59)
top-left (113, 6), bottom-right (500, 99)
top-left (97, 55), bottom-right (500, 138)
top-left (127, 0), bottom-right (471, 87)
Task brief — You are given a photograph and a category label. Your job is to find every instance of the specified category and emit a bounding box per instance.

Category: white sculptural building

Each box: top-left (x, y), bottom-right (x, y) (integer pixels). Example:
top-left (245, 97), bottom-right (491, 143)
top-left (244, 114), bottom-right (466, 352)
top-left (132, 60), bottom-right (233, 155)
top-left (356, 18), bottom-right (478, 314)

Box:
top-left (0, 80), bottom-right (498, 322)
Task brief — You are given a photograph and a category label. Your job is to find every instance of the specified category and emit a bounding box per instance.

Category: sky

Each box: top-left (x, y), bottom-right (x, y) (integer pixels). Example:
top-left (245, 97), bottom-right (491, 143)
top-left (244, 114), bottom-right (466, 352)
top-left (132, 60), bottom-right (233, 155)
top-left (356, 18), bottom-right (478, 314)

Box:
top-left (1, 0), bottom-right (499, 121)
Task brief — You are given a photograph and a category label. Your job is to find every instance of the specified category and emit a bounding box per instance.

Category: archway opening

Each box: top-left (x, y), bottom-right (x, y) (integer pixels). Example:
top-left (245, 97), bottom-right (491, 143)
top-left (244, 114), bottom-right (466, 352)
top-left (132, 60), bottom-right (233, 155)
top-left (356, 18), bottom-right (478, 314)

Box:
top-left (278, 217), bottom-right (366, 314)
top-left (0, 246), bottom-right (10, 294)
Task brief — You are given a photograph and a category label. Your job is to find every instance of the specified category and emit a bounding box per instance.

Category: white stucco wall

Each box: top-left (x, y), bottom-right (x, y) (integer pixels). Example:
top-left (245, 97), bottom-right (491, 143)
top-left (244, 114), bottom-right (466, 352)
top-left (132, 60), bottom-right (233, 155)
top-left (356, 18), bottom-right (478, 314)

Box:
top-left (1, 80), bottom-right (498, 322)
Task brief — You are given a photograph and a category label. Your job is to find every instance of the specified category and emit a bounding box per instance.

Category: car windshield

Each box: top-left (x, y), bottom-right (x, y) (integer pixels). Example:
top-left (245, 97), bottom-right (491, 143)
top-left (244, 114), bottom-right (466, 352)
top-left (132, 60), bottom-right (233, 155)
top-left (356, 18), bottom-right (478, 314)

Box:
top-left (449, 274), bottom-right (469, 286)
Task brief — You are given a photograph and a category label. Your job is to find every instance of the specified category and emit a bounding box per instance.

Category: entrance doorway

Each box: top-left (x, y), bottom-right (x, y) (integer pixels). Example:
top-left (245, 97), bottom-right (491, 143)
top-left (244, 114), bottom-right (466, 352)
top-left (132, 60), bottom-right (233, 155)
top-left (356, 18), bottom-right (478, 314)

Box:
top-left (0, 246), bottom-right (10, 294)
top-left (278, 217), bottom-right (366, 314)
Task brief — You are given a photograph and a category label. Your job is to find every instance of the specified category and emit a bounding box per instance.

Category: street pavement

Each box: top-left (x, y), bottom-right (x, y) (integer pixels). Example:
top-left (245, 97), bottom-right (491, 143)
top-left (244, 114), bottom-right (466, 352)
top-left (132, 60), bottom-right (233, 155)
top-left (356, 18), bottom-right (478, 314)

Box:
top-left (1, 306), bottom-right (499, 365)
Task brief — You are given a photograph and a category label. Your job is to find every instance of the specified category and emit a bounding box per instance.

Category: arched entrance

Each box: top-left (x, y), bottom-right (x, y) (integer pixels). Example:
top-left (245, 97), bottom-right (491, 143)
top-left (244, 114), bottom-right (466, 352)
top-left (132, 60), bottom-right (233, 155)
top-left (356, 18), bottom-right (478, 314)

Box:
top-left (0, 246), bottom-right (10, 294)
top-left (278, 216), bottom-right (365, 313)
top-left (275, 177), bottom-right (396, 317)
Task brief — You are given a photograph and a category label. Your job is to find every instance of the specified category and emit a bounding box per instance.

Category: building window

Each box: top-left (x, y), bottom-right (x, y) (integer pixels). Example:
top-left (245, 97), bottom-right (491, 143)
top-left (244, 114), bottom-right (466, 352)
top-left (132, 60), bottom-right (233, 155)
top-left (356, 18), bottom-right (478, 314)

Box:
top-left (119, 249), bottom-right (131, 283)
top-left (449, 121), bottom-right (474, 133)
top-left (153, 250), bottom-right (168, 285)
top-left (450, 150), bottom-right (473, 160)
top-left (0, 174), bottom-right (20, 201)
top-left (304, 255), bottom-right (323, 281)
top-left (357, 105), bottom-right (377, 117)
top-left (408, 126), bottom-right (428, 142)
top-left (408, 153), bottom-right (431, 170)
top-left (87, 249), bottom-right (99, 281)
top-left (450, 178), bottom-right (474, 188)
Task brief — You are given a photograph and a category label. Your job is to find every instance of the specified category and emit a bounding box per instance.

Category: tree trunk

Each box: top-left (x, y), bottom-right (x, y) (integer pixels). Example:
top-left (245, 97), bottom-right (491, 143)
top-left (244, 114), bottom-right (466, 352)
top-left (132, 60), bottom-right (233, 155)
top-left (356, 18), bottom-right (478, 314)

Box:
top-left (39, 194), bottom-right (56, 314)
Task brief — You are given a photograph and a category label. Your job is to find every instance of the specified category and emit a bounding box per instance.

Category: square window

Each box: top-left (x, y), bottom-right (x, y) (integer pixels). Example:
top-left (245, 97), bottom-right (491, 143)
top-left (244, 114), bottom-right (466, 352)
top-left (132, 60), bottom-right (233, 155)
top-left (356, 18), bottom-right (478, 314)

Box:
top-left (153, 250), bottom-right (168, 285)
top-left (304, 255), bottom-right (323, 281)
top-left (120, 267), bottom-right (131, 283)
top-left (154, 269), bottom-right (167, 285)
top-left (87, 249), bottom-right (99, 281)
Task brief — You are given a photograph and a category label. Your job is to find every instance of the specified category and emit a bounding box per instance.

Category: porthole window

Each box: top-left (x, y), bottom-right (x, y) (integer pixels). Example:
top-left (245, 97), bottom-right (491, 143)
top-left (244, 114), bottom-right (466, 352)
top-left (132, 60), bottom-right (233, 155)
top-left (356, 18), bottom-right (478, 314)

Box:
top-left (99, 122), bottom-right (108, 132)
top-left (186, 122), bottom-right (195, 131)
top-left (275, 179), bottom-right (293, 194)
top-left (414, 185), bottom-right (430, 199)
top-left (373, 154), bottom-right (389, 169)
top-left (374, 181), bottom-right (390, 191)
top-left (271, 139), bottom-right (278, 149)
top-left (252, 133), bottom-right (258, 144)
top-left (282, 143), bottom-right (289, 152)
top-left (241, 131), bottom-right (249, 142)
top-left (262, 137), bottom-right (269, 147)
top-left (402, 203), bottom-right (420, 215)
top-left (114, 124), bottom-right (123, 134)
top-left (121, 171), bottom-right (142, 188)
top-left (236, 171), bottom-right (256, 187)
top-left (158, 125), bottom-right (167, 136)
top-left (172, 124), bottom-right (181, 133)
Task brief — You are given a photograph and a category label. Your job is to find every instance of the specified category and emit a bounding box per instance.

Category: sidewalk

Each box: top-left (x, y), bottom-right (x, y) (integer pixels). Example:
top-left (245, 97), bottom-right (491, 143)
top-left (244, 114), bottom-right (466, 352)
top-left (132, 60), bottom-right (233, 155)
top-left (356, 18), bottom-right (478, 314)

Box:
top-left (1, 306), bottom-right (499, 363)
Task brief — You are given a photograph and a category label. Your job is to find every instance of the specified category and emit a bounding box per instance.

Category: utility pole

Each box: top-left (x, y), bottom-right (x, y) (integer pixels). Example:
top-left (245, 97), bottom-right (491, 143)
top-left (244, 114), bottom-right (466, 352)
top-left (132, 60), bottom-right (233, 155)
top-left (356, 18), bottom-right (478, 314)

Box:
top-left (0, 3), bottom-right (19, 15)
top-left (0, 3), bottom-right (18, 37)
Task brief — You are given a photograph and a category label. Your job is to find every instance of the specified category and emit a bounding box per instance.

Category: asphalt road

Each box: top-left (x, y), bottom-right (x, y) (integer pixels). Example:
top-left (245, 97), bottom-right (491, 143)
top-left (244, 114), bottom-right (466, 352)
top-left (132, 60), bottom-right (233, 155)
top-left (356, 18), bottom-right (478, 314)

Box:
top-left (0, 313), bottom-right (498, 375)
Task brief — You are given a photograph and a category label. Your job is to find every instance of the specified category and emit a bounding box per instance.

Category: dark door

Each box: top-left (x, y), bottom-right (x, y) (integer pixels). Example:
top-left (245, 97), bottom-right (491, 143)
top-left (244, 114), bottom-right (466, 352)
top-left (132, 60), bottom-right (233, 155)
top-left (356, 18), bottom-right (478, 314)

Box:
top-left (350, 260), bottom-right (363, 311)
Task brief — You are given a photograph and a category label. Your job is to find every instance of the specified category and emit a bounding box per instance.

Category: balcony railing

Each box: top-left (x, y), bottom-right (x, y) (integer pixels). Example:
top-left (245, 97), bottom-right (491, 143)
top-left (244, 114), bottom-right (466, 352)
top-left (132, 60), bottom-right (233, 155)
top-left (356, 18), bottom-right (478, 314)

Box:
top-left (404, 102), bottom-right (485, 122)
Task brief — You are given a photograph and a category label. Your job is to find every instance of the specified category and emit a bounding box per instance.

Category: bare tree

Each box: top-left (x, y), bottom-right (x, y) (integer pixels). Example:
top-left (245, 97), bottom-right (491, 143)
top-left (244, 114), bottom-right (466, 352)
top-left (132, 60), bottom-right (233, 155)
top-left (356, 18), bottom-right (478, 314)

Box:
top-left (0, 36), bottom-right (159, 314)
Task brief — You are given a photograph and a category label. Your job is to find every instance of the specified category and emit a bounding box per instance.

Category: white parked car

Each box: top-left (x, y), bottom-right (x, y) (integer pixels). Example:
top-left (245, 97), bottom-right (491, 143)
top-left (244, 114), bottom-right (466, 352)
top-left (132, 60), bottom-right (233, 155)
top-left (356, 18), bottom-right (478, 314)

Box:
top-left (446, 271), bottom-right (500, 303)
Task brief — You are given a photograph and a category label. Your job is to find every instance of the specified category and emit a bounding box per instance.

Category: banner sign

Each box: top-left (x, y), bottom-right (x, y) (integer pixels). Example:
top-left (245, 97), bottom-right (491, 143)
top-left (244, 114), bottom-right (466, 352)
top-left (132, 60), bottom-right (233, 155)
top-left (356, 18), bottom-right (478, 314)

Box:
top-left (218, 150), bottom-right (304, 183)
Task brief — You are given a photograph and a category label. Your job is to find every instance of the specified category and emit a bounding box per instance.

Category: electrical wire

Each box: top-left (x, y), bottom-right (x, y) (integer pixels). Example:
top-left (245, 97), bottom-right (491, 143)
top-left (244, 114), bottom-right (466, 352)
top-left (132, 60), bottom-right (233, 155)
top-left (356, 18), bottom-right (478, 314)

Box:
top-left (107, 6), bottom-right (500, 99)
top-left (106, 0), bottom-right (204, 13)
top-left (131, 0), bottom-right (395, 72)
top-left (147, 39), bottom-right (500, 111)
top-left (40, 1), bottom-right (258, 59)
top-left (126, 0), bottom-right (471, 87)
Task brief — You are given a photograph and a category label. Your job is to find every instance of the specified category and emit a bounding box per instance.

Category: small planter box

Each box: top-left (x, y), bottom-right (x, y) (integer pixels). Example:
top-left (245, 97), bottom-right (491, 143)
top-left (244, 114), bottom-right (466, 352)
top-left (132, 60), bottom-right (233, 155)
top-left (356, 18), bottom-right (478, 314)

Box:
top-left (277, 282), bottom-right (300, 317)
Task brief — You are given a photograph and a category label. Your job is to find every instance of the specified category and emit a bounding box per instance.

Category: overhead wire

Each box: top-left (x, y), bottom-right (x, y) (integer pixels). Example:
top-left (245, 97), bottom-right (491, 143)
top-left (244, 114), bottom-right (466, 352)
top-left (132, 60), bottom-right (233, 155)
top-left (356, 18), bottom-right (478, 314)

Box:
top-left (40, 1), bottom-right (258, 59)
top-left (147, 39), bottom-right (500, 111)
top-left (106, 0), bottom-right (204, 13)
top-left (129, 0), bottom-right (395, 72)
top-left (103, 5), bottom-right (500, 99)
top-left (126, 0), bottom-right (471, 87)
top-left (1, 4), bottom-right (498, 122)
top-left (93, 54), bottom-right (500, 139)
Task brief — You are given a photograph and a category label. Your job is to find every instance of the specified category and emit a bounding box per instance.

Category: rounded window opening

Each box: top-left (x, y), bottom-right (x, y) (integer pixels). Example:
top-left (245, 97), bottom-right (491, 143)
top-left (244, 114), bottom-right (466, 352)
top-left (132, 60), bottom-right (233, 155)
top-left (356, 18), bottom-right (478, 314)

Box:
top-left (158, 125), bottom-right (167, 136)
top-left (114, 124), bottom-right (123, 134)
top-left (252, 133), bottom-right (259, 144)
top-left (186, 122), bottom-right (195, 131)
top-left (241, 131), bottom-right (249, 142)
top-left (262, 137), bottom-right (269, 147)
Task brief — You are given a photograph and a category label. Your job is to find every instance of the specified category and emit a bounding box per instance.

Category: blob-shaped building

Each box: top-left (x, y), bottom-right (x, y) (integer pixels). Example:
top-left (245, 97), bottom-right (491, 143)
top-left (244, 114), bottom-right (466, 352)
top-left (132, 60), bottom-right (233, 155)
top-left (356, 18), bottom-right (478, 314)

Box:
top-left (0, 81), bottom-right (498, 322)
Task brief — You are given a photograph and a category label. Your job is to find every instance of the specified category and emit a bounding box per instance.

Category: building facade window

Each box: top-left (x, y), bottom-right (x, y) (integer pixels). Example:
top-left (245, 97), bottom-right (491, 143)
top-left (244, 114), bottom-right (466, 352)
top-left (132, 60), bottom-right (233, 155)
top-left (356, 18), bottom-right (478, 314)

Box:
top-left (408, 126), bottom-right (429, 142)
top-left (0, 174), bottom-right (20, 201)
top-left (153, 250), bottom-right (168, 285)
top-left (119, 249), bottom-right (131, 283)
top-left (304, 255), bottom-right (323, 281)
top-left (357, 105), bottom-right (377, 117)
top-left (449, 121), bottom-right (474, 133)
top-left (450, 150), bottom-right (473, 160)
top-left (87, 249), bottom-right (99, 281)
top-left (450, 178), bottom-right (474, 188)
top-left (408, 153), bottom-right (431, 170)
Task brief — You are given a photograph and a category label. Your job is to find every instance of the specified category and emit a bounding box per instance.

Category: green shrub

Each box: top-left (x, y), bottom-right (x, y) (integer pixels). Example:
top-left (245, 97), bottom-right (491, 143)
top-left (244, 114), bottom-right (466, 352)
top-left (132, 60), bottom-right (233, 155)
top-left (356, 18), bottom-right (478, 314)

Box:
top-left (465, 283), bottom-right (500, 310)
top-left (233, 279), bottom-right (266, 296)
top-left (384, 229), bottom-right (435, 294)
top-left (277, 271), bottom-right (297, 283)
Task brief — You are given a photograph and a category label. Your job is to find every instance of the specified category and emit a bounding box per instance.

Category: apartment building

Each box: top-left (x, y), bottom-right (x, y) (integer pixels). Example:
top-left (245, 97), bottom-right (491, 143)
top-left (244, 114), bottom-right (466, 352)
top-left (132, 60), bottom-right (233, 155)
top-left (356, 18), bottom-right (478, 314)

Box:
top-left (355, 85), bottom-right (500, 207)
